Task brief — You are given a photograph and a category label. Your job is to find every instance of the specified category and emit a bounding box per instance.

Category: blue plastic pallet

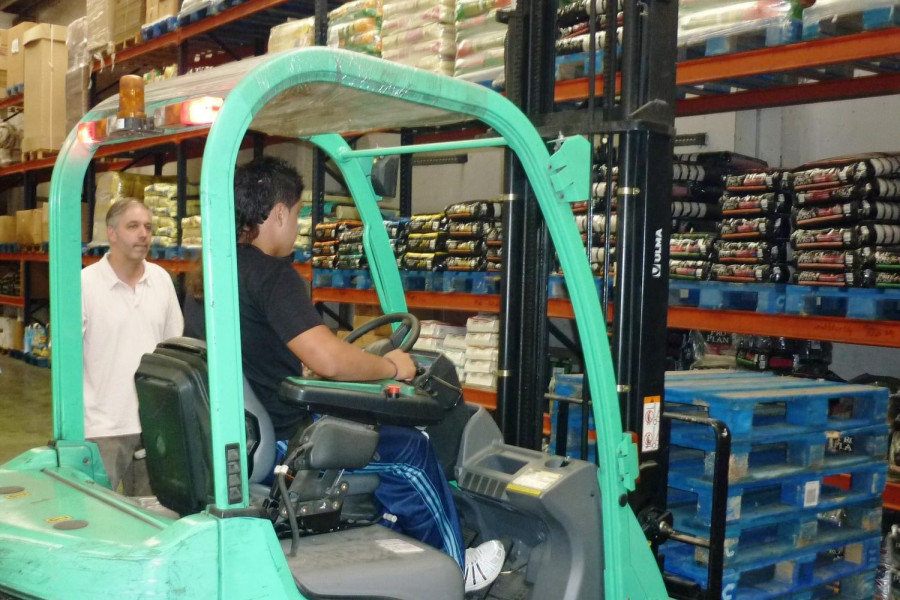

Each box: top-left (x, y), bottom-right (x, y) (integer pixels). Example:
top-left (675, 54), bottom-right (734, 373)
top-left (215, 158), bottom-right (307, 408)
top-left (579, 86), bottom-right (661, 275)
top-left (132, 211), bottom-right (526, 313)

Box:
top-left (84, 245), bottom-right (109, 257)
top-left (548, 400), bottom-right (596, 462)
top-left (671, 420), bottom-right (888, 481)
top-left (662, 530), bottom-right (881, 600)
top-left (177, 1), bottom-right (214, 26)
top-left (148, 245), bottom-right (179, 260)
top-left (140, 16), bottom-right (178, 41)
top-left (785, 284), bottom-right (900, 320)
top-left (555, 49), bottom-right (619, 82)
top-left (439, 271), bottom-right (501, 294)
top-left (178, 246), bottom-right (202, 261)
top-left (293, 249), bottom-right (312, 263)
top-left (0, 243), bottom-right (19, 253)
top-left (668, 457), bottom-right (887, 526)
top-left (670, 497), bottom-right (882, 568)
top-left (548, 274), bottom-right (611, 299)
top-left (803, 4), bottom-right (900, 40)
top-left (669, 280), bottom-right (787, 313)
top-left (665, 378), bottom-right (888, 439)
top-left (312, 268), bottom-right (372, 290)
top-left (665, 370), bottom-right (776, 382)
top-left (5, 83), bottom-right (23, 97)
top-left (678, 19), bottom-right (801, 60)
top-left (400, 271), bottom-right (443, 292)
top-left (212, 0), bottom-right (248, 10)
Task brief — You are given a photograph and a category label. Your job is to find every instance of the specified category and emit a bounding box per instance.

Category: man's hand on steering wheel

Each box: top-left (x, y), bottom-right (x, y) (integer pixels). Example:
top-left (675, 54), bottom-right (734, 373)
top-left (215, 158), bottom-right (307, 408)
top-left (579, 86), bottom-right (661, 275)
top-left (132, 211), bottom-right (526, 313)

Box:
top-left (384, 348), bottom-right (417, 381)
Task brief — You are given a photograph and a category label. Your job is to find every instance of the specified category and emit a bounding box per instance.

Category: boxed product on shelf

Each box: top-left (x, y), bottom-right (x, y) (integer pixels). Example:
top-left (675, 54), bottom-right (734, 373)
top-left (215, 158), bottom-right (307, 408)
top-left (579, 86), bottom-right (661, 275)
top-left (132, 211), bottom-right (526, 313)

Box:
top-left (15, 209), bottom-right (41, 247)
top-left (22, 24), bottom-right (67, 155)
top-left (0, 215), bottom-right (15, 243)
top-left (268, 17), bottom-right (316, 54)
top-left (327, 0), bottom-right (383, 57)
top-left (6, 21), bottom-right (36, 90)
top-left (87, 0), bottom-right (144, 52)
top-left (146, 0), bottom-right (180, 24)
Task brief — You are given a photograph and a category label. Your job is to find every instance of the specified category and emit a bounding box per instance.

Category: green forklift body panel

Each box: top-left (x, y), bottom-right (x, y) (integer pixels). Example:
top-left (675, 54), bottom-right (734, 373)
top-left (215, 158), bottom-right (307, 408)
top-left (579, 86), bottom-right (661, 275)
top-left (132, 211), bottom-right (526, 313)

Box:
top-left (0, 47), bottom-right (668, 599)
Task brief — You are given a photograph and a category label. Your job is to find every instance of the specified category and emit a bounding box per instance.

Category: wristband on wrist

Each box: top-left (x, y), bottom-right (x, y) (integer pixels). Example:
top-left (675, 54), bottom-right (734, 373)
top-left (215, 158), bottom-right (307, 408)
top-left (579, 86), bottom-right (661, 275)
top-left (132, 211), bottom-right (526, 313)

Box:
top-left (385, 357), bottom-right (399, 380)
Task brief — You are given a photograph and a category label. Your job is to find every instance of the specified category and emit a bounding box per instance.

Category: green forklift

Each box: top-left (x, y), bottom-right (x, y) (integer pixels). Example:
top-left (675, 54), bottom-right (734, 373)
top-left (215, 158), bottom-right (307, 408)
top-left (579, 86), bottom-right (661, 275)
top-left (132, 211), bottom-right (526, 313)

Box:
top-left (0, 47), bottom-right (672, 599)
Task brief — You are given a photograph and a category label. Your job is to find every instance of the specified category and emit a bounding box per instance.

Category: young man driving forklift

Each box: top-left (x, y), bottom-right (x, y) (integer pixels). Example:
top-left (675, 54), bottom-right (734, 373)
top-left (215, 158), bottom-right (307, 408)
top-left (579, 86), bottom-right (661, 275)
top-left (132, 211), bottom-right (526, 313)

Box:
top-left (184, 157), bottom-right (505, 593)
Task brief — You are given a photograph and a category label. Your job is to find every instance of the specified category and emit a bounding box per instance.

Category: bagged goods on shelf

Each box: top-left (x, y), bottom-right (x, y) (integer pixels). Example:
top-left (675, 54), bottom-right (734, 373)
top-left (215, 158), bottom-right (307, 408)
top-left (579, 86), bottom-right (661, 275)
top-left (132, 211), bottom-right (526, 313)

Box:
top-left (419, 320), bottom-right (466, 338)
top-left (792, 269), bottom-right (874, 287)
top-left (328, 1), bottom-right (383, 56)
top-left (402, 251), bottom-right (448, 270)
top-left (794, 249), bottom-right (869, 271)
top-left (555, 29), bottom-right (621, 55)
top-left (181, 215), bottom-right (201, 247)
top-left (466, 314), bottom-right (499, 333)
top-left (408, 212), bottom-right (446, 233)
top-left (669, 259), bottom-right (710, 281)
top-left (335, 254), bottom-right (367, 269)
top-left (709, 262), bottom-right (790, 283)
top-left (445, 200), bottom-right (500, 220)
top-left (443, 332), bottom-right (467, 350)
top-left (267, 17), bottom-right (316, 54)
top-left (313, 240), bottom-right (339, 256)
top-left (714, 240), bottom-right (786, 264)
top-left (382, 5), bottom-right (453, 34)
top-left (791, 224), bottom-right (900, 250)
top-left (874, 271), bottom-right (900, 288)
top-left (724, 170), bottom-right (785, 192)
top-left (445, 256), bottom-right (486, 271)
top-left (446, 239), bottom-right (484, 256)
top-left (314, 220), bottom-right (362, 241)
top-left (676, 151), bottom-right (769, 173)
top-left (670, 233), bottom-right (715, 260)
top-left (718, 216), bottom-right (790, 240)
top-left (720, 192), bottom-right (789, 216)
top-left (311, 255), bottom-right (336, 269)
top-left (407, 231), bottom-right (448, 252)
top-left (793, 200), bottom-right (900, 229)
top-left (672, 201), bottom-right (721, 221)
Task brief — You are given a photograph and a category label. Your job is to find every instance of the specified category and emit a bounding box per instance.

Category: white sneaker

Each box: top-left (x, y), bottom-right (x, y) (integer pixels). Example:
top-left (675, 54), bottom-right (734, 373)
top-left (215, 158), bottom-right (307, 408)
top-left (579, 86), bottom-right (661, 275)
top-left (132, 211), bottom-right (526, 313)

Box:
top-left (463, 539), bottom-right (506, 593)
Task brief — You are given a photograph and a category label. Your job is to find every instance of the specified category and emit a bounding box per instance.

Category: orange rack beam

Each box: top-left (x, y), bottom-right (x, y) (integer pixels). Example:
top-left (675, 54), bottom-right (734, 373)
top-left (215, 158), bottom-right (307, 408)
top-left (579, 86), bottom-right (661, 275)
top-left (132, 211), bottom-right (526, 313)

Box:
top-left (0, 294), bottom-right (24, 308)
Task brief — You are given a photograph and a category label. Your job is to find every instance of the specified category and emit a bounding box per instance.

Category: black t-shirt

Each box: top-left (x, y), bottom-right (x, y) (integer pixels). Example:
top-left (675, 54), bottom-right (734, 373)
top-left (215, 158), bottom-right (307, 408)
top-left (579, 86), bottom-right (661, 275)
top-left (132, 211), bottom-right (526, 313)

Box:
top-left (183, 245), bottom-right (323, 439)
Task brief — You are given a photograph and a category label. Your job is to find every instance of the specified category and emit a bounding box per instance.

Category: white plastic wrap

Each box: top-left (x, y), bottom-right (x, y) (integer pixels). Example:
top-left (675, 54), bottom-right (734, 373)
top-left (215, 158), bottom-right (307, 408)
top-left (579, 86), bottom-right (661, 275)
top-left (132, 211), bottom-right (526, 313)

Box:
top-left (66, 16), bottom-right (89, 69)
top-left (384, 0), bottom-right (454, 19)
top-left (454, 1), bottom-right (512, 81)
top-left (803, 0), bottom-right (897, 34)
top-left (87, 51), bottom-right (483, 138)
top-left (382, 6), bottom-right (454, 33)
top-left (85, 0), bottom-right (109, 51)
top-left (678, 0), bottom-right (800, 47)
top-left (268, 17), bottom-right (316, 54)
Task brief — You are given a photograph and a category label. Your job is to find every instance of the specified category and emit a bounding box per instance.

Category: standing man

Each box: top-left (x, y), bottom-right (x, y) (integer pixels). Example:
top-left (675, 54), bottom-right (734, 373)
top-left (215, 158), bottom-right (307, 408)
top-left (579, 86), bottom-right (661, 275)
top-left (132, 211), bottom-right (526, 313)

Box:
top-left (82, 199), bottom-right (184, 495)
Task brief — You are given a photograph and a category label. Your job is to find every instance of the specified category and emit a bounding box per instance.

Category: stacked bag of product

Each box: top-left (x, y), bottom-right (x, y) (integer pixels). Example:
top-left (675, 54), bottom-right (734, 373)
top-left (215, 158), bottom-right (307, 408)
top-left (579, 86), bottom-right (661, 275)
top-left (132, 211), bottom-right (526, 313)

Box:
top-left (668, 154), bottom-right (727, 282)
top-left (144, 182), bottom-right (200, 248)
top-left (464, 314), bottom-right (499, 389)
top-left (788, 153), bottom-right (900, 288)
top-left (181, 216), bottom-right (201, 248)
top-left (454, 0), bottom-right (514, 84)
top-left (328, 0), bottom-right (383, 57)
top-left (312, 221), bottom-right (363, 269)
top-left (382, 0), bottom-right (456, 75)
top-left (444, 200), bottom-right (501, 275)
top-left (268, 17), bottom-right (316, 54)
top-left (713, 167), bottom-right (791, 283)
top-left (684, 329), bottom-right (834, 378)
top-left (296, 217), bottom-right (312, 254)
top-left (91, 172), bottom-right (169, 246)
top-left (555, 0), bottom-right (622, 81)
top-left (414, 320), bottom-right (468, 381)
top-left (402, 212), bottom-right (448, 271)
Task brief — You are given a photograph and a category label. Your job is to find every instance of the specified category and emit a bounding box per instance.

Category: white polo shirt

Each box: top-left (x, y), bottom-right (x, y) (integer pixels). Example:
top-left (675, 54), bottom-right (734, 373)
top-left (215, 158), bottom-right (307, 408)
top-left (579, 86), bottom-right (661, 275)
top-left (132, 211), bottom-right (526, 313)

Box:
top-left (82, 254), bottom-right (184, 438)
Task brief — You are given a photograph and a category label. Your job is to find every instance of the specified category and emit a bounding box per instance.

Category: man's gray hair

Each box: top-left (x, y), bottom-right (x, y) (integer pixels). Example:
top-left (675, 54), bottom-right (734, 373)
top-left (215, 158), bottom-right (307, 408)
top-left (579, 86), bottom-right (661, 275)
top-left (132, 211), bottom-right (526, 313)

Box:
top-left (106, 198), bottom-right (148, 229)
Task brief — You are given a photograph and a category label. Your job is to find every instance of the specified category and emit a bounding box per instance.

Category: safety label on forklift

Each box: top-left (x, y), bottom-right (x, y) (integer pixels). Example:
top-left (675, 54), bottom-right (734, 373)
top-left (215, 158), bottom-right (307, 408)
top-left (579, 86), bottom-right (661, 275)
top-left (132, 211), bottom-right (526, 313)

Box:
top-left (507, 470), bottom-right (562, 496)
top-left (44, 515), bottom-right (71, 524)
top-left (375, 539), bottom-right (425, 554)
top-left (642, 396), bottom-right (661, 452)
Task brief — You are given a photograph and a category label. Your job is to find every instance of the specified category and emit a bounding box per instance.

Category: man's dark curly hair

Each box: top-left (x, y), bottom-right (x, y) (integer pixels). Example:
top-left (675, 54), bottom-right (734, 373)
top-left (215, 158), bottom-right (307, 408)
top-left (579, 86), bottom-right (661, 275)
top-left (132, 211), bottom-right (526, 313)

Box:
top-left (234, 156), bottom-right (304, 243)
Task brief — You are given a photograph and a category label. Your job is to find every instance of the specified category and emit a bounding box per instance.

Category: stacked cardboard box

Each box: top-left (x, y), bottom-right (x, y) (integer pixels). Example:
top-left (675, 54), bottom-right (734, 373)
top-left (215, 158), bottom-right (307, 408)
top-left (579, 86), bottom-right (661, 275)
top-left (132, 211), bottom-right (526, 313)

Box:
top-left (146, 0), bottom-right (180, 24)
top-left (87, 0), bottom-right (145, 53)
top-left (7, 22), bottom-right (36, 92)
top-left (23, 24), bottom-right (67, 155)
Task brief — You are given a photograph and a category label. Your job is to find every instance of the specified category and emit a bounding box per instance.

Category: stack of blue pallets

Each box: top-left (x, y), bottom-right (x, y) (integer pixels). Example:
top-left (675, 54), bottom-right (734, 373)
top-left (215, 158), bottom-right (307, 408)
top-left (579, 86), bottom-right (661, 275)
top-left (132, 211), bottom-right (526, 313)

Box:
top-left (662, 370), bottom-right (889, 599)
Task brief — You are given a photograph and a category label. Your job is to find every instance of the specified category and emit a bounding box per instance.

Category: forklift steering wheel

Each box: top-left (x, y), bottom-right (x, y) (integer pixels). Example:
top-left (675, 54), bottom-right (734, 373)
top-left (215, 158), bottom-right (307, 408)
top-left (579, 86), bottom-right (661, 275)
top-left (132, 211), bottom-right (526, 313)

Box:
top-left (344, 312), bottom-right (420, 352)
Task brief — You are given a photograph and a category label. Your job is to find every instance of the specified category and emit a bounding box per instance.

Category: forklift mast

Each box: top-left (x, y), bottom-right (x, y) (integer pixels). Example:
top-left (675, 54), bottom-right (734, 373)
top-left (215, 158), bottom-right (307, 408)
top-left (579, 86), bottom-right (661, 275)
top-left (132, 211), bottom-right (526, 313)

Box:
top-left (498, 0), bottom-right (678, 533)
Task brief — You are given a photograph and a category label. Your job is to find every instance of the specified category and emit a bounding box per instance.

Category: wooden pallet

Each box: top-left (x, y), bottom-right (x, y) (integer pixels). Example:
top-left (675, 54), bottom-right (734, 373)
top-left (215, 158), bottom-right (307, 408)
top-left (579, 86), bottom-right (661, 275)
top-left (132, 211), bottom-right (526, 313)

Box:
top-left (22, 149), bottom-right (57, 163)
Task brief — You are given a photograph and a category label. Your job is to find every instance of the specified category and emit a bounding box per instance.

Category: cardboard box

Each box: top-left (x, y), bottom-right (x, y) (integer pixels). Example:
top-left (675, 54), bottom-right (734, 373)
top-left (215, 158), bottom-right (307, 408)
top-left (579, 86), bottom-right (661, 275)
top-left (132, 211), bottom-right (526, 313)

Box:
top-left (15, 209), bottom-right (40, 246)
top-left (88, 0), bottom-right (144, 50)
top-left (0, 215), bottom-right (15, 243)
top-left (40, 202), bottom-right (48, 243)
top-left (22, 24), bottom-right (68, 154)
top-left (0, 30), bottom-right (9, 99)
top-left (146, 0), bottom-right (179, 23)
top-left (7, 22), bottom-right (36, 88)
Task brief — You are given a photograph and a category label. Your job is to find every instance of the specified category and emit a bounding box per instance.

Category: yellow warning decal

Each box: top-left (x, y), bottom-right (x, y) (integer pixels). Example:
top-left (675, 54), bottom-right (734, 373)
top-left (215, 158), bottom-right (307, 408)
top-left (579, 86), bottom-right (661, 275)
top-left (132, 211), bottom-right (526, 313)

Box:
top-left (45, 515), bottom-right (72, 524)
top-left (5, 492), bottom-right (28, 499)
top-left (506, 469), bottom-right (562, 497)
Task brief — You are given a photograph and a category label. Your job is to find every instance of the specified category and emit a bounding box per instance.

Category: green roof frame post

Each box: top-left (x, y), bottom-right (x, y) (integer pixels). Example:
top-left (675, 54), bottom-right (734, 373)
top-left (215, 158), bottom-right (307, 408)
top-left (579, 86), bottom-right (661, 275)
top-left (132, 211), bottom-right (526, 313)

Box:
top-left (199, 48), bottom-right (668, 599)
top-left (307, 134), bottom-right (408, 315)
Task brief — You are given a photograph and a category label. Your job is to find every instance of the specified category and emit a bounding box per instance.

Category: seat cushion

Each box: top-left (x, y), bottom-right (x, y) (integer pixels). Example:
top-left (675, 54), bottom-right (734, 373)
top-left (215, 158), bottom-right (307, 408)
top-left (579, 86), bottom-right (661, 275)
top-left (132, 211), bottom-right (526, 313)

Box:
top-left (283, 525), bottom-right (463, 599)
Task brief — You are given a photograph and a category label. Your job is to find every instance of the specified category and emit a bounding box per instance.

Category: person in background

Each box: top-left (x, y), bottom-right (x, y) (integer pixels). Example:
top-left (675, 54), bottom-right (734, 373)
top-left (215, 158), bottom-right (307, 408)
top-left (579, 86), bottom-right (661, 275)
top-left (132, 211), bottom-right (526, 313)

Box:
top-left (183, 157), bottom-right (505, 593)
top-left (82, 199), bottom-right (184, 495)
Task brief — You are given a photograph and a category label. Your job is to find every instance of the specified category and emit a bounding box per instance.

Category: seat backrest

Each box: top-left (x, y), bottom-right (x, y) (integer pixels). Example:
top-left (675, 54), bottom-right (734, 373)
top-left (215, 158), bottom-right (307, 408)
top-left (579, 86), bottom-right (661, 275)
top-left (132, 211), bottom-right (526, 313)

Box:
top-left (135, 351), bottom-right (213, 515)
top-left (135, 337), bottom-right (278, 515)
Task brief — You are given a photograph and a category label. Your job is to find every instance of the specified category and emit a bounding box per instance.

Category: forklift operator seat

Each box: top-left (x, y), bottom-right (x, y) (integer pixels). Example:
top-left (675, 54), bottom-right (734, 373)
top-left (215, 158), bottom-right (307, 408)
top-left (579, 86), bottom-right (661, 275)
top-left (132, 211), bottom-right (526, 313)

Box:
top-left (135, 337), bottom-right (277, 515)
